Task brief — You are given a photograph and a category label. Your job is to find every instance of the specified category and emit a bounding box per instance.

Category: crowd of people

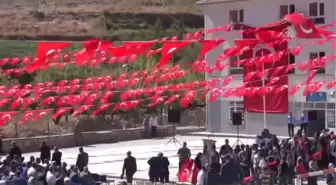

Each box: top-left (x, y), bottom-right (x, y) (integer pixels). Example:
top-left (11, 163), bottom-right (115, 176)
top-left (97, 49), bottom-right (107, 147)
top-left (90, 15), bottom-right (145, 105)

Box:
top-left (191, 129), bottom-right (336, 185)
top-left (3, 126), bottom-right (336, 185)
top-left (121, 128), bottom-right (336, 185)
top-left (1, 141), bottom-right (101, 185)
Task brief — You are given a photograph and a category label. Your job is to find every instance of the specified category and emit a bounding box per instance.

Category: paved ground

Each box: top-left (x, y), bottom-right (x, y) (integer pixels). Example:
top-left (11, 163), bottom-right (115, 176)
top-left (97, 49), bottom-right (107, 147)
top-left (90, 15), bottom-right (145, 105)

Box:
top-left (19, 135), bottom-right (327, 184)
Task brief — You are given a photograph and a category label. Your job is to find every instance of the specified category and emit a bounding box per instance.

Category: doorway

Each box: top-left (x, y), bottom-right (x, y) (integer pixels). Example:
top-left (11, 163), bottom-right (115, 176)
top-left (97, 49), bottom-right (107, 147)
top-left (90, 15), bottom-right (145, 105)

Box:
top-left (306, 110), bottom-right (325, 136)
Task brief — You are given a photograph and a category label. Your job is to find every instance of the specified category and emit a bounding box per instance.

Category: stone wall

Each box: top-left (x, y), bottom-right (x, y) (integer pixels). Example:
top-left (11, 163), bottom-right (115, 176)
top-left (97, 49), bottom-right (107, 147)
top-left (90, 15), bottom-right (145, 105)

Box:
top-left (1, 125), bottom-right (174, 153)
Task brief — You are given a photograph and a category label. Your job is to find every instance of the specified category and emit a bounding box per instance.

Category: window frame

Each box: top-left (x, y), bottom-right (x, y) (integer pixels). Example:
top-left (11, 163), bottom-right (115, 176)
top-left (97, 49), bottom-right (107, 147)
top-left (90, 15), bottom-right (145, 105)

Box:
top-left (309, 2), bottom-right (325, 24)
top-left (279, 4), bottom-right (295, 18)
top-left (229, 101), bottom-right (245, 124)
top-left (229, 9), bottom-right (244, 30)
top-left (288, 53), bottom-right (295, 74)
top-left (309, 51), bottom-right (326, 74)
top-left (229, 55), bottom-right (244, 74)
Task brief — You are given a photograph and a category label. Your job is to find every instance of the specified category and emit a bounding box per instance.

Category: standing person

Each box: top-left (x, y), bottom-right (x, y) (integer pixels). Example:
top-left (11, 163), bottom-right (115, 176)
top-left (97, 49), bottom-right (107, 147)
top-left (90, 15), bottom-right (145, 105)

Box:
top-left (288, 112), bottom-right (294, 138)
top-left (307, 161), bottom-right (318, 185)
top-left (330, 136), bottom-right (336, 165)
top-left (177, 142), bottom-right (191, 170)
top-left (142, 115), bottom-right (150, 139)
top-left (46, 165), bottom-right (57, 185)
top-left (327, 163), bottom-right (336, 185)
top-left (121, 151), bottom-right (137, 185)
top-left (75, 147), bottom-right (88, 172)
top-left (40, 141), bottom-right (51, 164)
top-left (300, 111), bottom-right (308, 135)
top-left (220, 155), bottom-right (240, 185)
top-left (9, 141), bottom-right (22, 160)
top-left (192, 153), bottom-right (203, 185)
top-left (149, 115), bottom-right (158, 138)
top-left (51, 147), bottom-right (62, 166)
top-left (147, 155), bottom-right (160, 183)
top-left (279, 155), bottom-right (290, 185)
top-left (158, 152), bottom-right (170, 183)
top-left (210, 145), bottom-right (220, 173)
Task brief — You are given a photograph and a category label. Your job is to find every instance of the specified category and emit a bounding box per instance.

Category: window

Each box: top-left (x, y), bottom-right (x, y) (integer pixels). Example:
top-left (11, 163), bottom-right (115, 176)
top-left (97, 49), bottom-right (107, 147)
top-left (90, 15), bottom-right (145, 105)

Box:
top-left (309, 52), bottom-right (325, 73)
top-left (229, 55), bottom-right (244, 74)
top-left (288, 53), bottom-right (295, 74)
top-left (280, 4), bottom-right (295, 18)
top-left (229, 101), bottom-right (244, 124)
top-left (229, 9), bottom-right (244, 30)
top-left (309, 2), bottom-right (325, 24)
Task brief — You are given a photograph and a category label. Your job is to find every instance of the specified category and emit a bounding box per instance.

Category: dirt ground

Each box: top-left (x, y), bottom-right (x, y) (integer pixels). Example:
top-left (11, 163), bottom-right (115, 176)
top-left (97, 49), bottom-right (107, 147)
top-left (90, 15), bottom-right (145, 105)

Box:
top-left (0, 0), bottom-right (200, 38)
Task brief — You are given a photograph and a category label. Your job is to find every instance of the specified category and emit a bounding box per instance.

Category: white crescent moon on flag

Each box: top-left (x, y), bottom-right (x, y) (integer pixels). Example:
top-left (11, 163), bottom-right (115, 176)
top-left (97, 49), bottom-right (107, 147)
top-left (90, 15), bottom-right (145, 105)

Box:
top-left (253, 44), bottom-right (276, 64)
top-left (2, 114), bottom-right (11, 121)
top-left (252, 44), bottom-right (276, 80)
top-left (26, 113), bottom-right (33, 117)
top-left (168, 47), bottom-right (177, 54)
top-left (17, 98), bottom-right (23, 104)
top-left (300, 23), bottom-right (313, 34)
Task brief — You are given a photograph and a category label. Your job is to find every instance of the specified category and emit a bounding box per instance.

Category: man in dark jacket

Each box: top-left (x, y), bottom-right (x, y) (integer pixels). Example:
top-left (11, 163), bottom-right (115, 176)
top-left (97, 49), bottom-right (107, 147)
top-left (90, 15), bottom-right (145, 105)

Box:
top-left (158, 152), bottom-right (170, 183)
top-left (52, 147), bottom-right (62, 166)
top-left (40, 141), bottom-right (51, 163)
top-left (76, 147), bottom-right (88, 172)
top-left (9, 141), bottom-right (21, 160)
top-left (220, 155), bottom-right (240, 185)
top-left (148, 155), bottom-right (160, 183)
top-left (205, 163), bottom-right (219, 185)
top-left (177, 142), bottom-right (191, 170)
top-left (121, 151), bottom-right (137, 184)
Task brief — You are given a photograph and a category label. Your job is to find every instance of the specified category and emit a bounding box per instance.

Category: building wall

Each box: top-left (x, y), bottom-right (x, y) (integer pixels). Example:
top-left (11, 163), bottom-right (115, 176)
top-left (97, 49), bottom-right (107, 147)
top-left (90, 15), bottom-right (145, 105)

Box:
top-left (199, 0), bottom-right (336, 135)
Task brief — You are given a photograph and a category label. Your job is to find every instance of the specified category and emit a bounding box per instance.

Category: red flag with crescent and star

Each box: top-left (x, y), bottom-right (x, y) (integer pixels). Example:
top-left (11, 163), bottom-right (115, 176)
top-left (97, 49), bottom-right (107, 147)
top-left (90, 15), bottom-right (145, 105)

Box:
top-left (177, 158), bottom-right (194, 182)
top-left (239, 22), bottom-right (289, 113)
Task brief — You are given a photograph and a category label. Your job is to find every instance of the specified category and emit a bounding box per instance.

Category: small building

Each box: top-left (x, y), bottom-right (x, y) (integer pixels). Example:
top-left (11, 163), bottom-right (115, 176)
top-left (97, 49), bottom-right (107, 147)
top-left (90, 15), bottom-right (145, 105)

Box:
top-left (197, 0), bottom-right (336, 136)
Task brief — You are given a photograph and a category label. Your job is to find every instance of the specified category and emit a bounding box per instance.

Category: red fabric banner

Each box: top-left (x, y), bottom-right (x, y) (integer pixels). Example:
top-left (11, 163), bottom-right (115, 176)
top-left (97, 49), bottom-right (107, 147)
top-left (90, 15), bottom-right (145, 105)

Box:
top-left (242, 24), bottom-right (289, 113)
top-left (177, 158), bottom-right (194, 182)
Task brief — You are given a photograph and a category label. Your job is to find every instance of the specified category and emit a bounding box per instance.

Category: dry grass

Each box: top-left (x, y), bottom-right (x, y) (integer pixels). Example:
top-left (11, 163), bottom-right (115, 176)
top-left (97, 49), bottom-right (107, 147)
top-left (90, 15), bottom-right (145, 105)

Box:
top-left (0, 0), bottom-right (200, 38)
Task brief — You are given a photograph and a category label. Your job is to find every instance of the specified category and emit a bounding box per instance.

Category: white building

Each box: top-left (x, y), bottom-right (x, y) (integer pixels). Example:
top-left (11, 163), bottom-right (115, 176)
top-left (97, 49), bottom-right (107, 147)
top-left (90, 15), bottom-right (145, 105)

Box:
top-left (197, 0), bottom-right (336, 136)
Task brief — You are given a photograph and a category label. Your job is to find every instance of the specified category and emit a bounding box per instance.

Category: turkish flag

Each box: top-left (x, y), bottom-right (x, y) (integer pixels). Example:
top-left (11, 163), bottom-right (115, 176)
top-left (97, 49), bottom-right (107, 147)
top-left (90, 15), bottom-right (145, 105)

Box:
top-left (19, 110), bottom-right (35, 124)
top-left (52, 107), bottom-right (72, 119)
top-left (92, 103), bottom-right (113, 115)
top-left (32, 109), bottom-right (52, 122)
top-left (177, 158), bottom-right (194, 182)
top-left (156, 41), bottom-right (191, 68)
top-left (242, 176), bottom-right (254, 184)
top-left (0, 111), bottom-right (16, 126)
top-left (242, 23), bottom-right (288, 113)
top-left (27, 41), bottom-right (71, 73)
top-left (309, 151), bottom-right (322, 161)
top-left (72, 105), bottom-right (93, 116)
top-left (198, 40), bottom-right (224, 58)
top-left (284, 13), bottom-right (322, 38)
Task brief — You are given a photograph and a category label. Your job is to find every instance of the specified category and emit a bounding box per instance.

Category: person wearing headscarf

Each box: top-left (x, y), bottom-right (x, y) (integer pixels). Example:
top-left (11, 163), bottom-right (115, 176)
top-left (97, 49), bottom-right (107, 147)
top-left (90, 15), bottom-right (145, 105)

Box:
top-left (307, 161), bottom-right (318, 185)
top-left (192, 153), bottom-right (202, 185)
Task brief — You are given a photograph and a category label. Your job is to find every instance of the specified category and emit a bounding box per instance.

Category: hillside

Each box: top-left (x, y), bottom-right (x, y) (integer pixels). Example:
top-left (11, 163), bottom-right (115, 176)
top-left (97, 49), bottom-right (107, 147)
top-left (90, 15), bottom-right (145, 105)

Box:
top-left (0, 0), bottom-right (203, 40)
